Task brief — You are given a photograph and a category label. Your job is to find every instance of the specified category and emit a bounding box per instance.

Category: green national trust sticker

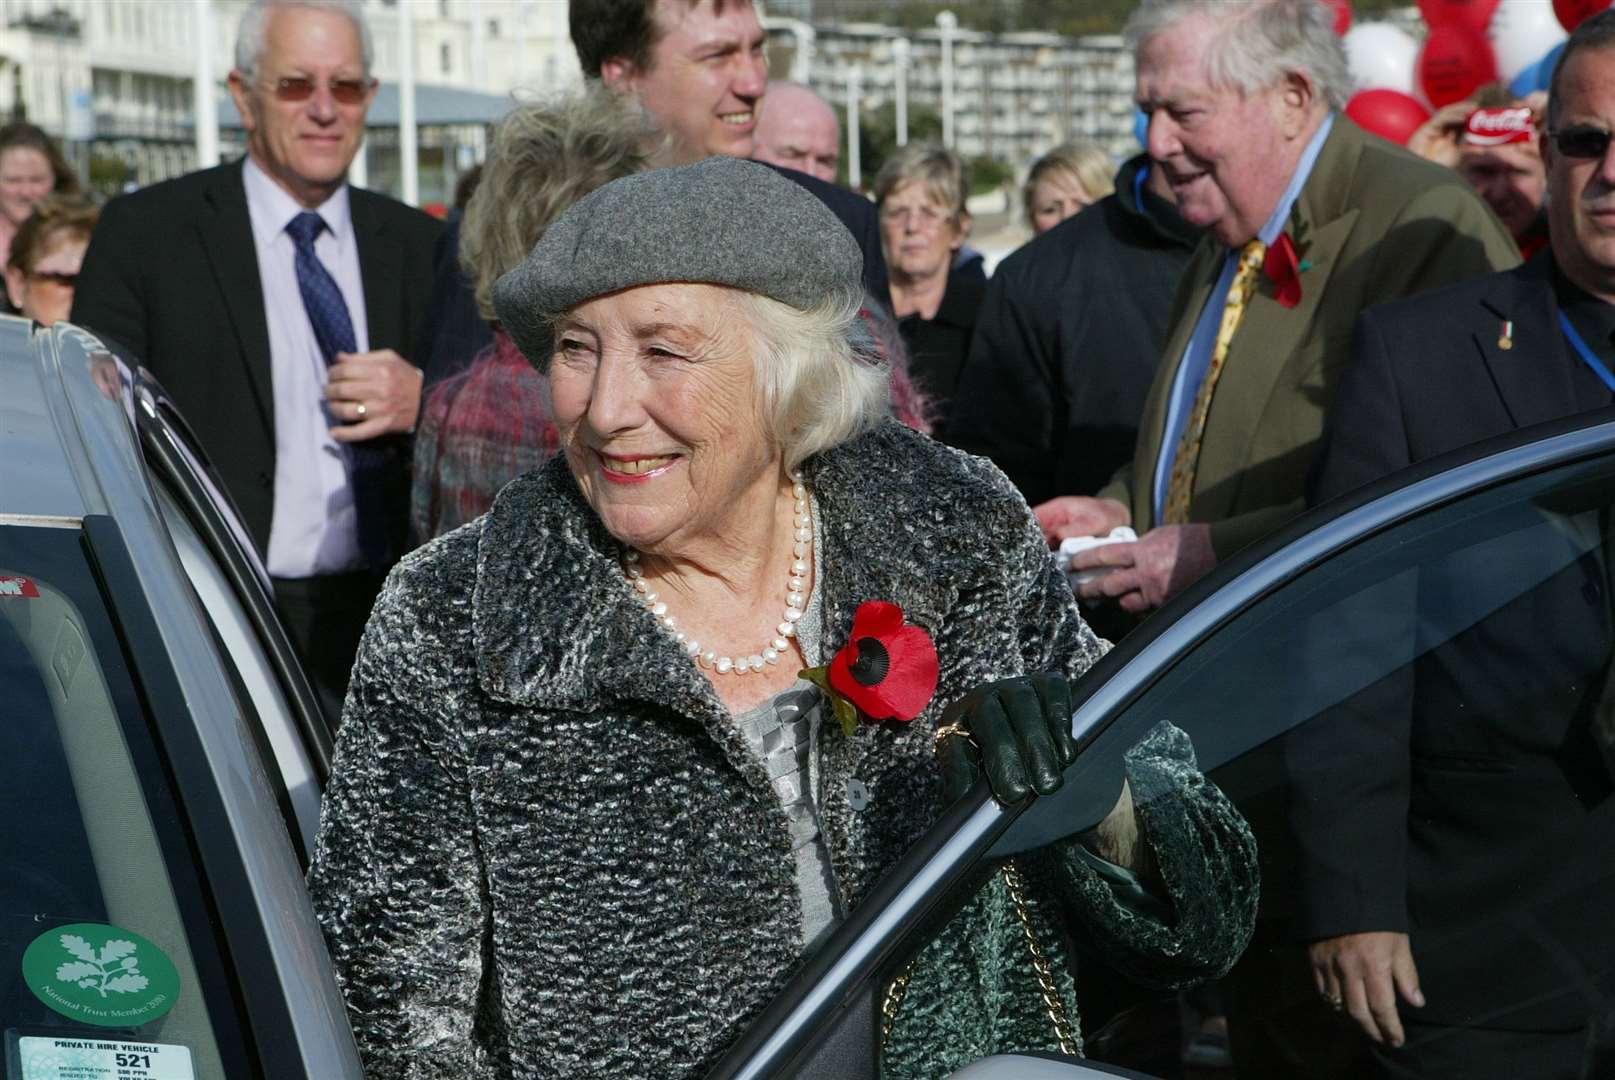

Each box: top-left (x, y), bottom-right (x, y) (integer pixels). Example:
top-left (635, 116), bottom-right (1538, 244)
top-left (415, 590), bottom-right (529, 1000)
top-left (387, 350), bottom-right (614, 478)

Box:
top-left (21, 923), bottom-right (181, 1028)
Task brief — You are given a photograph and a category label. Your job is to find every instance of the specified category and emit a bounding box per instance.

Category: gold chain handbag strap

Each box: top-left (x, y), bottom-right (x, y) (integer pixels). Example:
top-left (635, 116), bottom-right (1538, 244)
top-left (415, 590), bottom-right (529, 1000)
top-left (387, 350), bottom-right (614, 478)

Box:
top-left (880, 729), bottom-right (1081, 1057)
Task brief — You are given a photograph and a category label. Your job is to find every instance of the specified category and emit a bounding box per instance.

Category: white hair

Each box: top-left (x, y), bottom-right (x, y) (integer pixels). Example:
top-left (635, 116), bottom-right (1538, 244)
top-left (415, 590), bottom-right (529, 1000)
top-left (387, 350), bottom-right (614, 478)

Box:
top-left (1125, 0), bottom-right (1351, 111)
top-left (733, 288), bottom-right (890, 472)
top-left (235, 0), bottom-right (373, 78)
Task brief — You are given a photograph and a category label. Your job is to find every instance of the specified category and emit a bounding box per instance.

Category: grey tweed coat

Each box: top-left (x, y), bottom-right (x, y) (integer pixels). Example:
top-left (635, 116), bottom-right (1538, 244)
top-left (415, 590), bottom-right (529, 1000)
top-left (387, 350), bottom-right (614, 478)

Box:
top-left (308, 419), bottom-right (1258, 1079)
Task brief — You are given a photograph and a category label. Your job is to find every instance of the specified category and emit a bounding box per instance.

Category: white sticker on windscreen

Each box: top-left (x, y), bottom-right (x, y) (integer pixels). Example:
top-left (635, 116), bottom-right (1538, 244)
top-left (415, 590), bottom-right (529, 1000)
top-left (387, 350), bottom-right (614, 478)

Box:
top-left (16, 1038), bottom-right (194, 1080)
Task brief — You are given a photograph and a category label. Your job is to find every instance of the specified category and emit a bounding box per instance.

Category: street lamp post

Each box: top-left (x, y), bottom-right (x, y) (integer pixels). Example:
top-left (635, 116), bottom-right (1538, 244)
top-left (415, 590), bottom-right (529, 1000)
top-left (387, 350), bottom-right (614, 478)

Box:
top-left (893, 37), bottom-right (909, 147)
top-left (399, 0), bottom-right (418, 206)
top-left (847, 64), bottom-right (861, 190)
top-left (191, 0), bottom-right (217, 168)
top-left (936, 10), bottom-right (956, 149)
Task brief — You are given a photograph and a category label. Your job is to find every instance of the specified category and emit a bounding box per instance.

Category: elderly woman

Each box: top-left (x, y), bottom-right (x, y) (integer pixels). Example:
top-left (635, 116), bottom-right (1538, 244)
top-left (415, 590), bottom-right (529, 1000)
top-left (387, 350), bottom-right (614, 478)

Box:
top-left (414, 91), bottom-right (936, 541)
top-left (1023, 140), bottom-right (1116, 236)
top-left (308, 157), bottom-right (1256, 1079)
top-left (876, 144), bottom-right (984, 442)
top-left (4, 194), bottom-right (97, 326)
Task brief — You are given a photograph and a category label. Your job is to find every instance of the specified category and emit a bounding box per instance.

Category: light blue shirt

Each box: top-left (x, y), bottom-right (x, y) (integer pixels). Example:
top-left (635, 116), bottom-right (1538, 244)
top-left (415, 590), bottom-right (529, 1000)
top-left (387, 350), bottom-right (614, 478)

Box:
top-left (242, 157), bottom-right (372, 579)
top-left (1151, 113), bottom-right (1335, 524)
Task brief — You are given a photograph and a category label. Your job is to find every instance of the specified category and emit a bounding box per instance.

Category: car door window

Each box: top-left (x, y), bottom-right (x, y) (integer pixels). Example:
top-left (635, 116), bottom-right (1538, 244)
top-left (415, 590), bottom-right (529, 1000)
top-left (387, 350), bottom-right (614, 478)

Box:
top-left (0, 522), bottom-right (255, 1078)
top-left (991, 452), bottom-right (1615, 1074)
top-left (713, 435), bottom-right (1615, 1079)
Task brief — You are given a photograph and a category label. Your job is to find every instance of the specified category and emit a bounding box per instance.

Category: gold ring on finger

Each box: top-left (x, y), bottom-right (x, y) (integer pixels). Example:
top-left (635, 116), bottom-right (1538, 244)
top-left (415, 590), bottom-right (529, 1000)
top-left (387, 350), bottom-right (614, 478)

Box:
top-left (355, 401), bottom-right (368, 419)
top-left (933, 720), bottom-right (974, 752)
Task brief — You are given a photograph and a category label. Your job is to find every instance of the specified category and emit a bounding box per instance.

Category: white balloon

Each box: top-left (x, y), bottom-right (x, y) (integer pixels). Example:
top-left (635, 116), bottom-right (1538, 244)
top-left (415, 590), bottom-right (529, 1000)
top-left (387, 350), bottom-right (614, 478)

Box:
top-left (1490, 0), bottom-right (1567, 83)
top-left (1344, 22), bottom-right (1420, 95)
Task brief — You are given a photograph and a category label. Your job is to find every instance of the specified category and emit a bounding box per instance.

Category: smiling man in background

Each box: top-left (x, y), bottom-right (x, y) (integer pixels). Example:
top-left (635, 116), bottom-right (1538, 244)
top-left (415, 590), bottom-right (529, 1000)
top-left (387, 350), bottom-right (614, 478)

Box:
top-left (1023, 0), bottom-right (1518, 1075)
top-left (1043, 0), bottom-right (1516, 618)
top-left (571, 0), bottom-right (768, 166)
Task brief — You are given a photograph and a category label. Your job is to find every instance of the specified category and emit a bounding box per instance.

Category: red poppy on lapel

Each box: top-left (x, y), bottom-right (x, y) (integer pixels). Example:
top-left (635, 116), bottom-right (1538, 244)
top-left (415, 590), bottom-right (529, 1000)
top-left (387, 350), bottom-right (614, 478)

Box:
top-left (1264, 232), bottom-right (1304, 309)
top-left (802, 600), bottom-right (939, 736)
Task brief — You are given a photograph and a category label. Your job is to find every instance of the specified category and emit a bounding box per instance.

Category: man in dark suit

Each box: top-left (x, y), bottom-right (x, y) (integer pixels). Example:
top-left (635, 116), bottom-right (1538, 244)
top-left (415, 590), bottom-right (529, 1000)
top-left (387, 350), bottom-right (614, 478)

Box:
top-left (1038, 0), bottom-right (1517, 617)
top-left (1296, 15), bottom-right (1615, 1076)
top-left (72, 0), bottom-right (441, 720)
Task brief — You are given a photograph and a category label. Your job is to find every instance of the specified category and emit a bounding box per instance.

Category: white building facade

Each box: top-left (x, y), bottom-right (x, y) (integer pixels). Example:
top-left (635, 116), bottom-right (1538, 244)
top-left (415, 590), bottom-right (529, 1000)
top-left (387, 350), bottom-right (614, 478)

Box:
top-left (0, 0), bottom-right (581, 195)
top-left (768, 18), bottom-right (1141, 170)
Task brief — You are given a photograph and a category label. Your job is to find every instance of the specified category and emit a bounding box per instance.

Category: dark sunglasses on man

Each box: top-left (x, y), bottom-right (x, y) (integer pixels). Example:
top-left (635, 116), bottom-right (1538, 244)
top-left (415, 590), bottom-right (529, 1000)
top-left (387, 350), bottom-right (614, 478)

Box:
top-left (1548, 124), bottom-right (1615, 160)
top-left (269, 76), bottom-right (374, 106)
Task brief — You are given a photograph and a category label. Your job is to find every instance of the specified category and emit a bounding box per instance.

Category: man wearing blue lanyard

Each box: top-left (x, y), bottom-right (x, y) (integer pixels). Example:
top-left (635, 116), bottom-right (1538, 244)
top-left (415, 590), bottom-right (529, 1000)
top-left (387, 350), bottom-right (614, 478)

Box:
top-left (1039, 0), bottom-right (1516, 620)
top-left (1300, 11), bottom-right (1615, 1078)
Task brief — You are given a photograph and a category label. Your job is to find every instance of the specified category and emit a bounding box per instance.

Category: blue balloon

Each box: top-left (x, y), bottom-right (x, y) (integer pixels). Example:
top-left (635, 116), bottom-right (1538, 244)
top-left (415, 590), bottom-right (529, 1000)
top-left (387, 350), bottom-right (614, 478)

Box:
top-left (1511, 41), bottom-right (1565, 96)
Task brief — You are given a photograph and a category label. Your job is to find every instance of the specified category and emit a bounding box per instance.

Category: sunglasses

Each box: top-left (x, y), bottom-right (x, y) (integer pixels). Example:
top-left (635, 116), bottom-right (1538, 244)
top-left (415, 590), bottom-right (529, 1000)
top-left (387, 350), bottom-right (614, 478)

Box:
top-left (28, 271), bottom-right (77, 287)
top-left (268, 76), bottom-right (373, 105)
top-left (1548, 125), bottom-right (1614, 160)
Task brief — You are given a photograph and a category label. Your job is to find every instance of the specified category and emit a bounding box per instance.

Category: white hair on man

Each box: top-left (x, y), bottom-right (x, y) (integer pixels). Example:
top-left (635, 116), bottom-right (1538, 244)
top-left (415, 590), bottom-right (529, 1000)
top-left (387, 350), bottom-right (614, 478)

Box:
top-left (235, 0), bottom-right (373, 77)
top-left (1124, 0), bottom-right (1351, 111)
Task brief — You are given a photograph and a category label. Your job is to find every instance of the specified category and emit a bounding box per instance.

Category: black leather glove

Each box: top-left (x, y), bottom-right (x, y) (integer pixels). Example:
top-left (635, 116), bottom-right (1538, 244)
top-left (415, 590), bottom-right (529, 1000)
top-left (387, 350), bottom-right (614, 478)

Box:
top-left (937, 672), bottom-right (1076, 805)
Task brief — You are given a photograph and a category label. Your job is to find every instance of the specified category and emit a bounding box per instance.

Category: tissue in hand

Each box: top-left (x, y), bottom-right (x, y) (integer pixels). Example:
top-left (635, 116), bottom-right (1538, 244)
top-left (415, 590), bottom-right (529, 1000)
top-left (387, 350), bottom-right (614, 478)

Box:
top-left (1055, 527), bottom-right (1138, 587)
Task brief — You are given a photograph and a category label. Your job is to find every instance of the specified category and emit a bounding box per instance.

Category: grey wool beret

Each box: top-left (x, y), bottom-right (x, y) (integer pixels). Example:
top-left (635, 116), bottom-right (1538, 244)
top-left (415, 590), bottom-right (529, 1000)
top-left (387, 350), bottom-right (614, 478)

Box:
top-left (492, 155), bottom-right (865, 368)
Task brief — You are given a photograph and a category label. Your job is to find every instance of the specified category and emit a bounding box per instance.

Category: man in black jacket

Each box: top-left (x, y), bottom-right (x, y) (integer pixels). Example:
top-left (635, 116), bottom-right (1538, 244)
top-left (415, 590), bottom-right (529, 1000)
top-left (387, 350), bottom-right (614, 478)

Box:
top-left (948, 154), bottom-right (1200, 505)
top-left (1296, 16), bottom-right (1615, 1075)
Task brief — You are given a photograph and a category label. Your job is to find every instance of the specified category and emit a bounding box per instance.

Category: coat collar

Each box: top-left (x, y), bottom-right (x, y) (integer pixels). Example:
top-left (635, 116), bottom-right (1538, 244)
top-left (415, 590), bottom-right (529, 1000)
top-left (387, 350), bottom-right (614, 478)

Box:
top-left (470, 421), bottom-right (971, 770)
top-left (1475, 250), bottom-right (1579, 430)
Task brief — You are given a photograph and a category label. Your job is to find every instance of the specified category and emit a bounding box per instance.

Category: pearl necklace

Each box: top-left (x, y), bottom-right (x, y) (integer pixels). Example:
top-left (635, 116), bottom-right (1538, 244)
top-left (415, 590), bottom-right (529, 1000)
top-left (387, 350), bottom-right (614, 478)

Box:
top-left (626, 472), bottom-right (811, 676)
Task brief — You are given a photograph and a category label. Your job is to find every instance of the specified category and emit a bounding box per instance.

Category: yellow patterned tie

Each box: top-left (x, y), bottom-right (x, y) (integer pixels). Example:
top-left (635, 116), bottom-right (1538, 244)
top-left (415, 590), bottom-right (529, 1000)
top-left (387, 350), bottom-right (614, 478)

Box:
top-left (1162, 238), bottom-right (1267, 526)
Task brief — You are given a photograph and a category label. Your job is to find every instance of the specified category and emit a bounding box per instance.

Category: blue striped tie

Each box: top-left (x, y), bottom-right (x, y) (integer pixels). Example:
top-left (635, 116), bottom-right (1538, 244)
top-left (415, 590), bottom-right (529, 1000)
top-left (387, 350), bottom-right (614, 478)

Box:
top-left (287, 211), bottom-right (390, 570)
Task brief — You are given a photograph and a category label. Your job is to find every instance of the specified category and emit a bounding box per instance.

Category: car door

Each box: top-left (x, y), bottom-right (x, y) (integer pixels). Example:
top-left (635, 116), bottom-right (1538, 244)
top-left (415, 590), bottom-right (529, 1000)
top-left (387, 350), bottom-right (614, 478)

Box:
top-left (705, 408), bottom-right (1615, 1079)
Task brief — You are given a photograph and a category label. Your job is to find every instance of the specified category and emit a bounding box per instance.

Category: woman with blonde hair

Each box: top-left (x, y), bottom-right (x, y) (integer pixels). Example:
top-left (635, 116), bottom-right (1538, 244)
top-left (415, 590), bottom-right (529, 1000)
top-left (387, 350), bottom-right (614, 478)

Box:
top-left (1023, 140), bottom-right (1115, 236)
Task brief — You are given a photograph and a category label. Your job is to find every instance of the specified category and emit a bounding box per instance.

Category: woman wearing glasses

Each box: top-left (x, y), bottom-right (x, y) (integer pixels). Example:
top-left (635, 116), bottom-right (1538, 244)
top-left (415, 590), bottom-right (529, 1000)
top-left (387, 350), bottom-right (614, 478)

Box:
top-left (5, 194), bottom-right (97, 327)
top-left (876, 144), bottom-right (985, 442)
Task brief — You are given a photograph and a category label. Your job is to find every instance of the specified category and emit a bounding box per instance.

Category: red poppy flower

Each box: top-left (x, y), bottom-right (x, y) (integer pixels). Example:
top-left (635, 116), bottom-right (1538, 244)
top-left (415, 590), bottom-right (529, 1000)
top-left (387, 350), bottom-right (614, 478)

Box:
top-left (1264, 232), bottom-right (1303, 309)
top-left (826, 600), bottom-right (939, 723)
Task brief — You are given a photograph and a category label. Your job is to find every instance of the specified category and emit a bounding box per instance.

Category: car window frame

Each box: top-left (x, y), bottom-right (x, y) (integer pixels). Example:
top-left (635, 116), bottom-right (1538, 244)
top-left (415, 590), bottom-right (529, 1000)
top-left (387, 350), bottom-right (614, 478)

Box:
top-left (705, 408), bottom-right (1615, 1080)
top-left (133, 373), bottom-right (333, 789)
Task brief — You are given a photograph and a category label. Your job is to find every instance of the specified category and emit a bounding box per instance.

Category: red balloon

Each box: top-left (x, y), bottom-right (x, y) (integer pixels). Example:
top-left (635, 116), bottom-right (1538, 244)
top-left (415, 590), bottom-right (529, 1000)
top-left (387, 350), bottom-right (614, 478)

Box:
top-left (1323, 0), bottom-right (1353, 35)
top-left (1418, 0), bottom-right (1502, 31)
top-left (1417, 22), bottom-right (1499, 107)
top-left (1345, 89), bottom-right (1434, 146)
top-left (1554, 0), bottom-right (1612, 31)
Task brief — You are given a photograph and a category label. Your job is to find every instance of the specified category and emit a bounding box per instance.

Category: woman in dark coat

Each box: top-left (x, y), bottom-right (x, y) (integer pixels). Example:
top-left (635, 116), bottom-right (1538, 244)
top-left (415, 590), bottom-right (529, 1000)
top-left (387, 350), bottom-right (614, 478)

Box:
top-left (875, 143), bottom-right (986, 442)
top-left (307, 156), bottom-right (1258, 1079)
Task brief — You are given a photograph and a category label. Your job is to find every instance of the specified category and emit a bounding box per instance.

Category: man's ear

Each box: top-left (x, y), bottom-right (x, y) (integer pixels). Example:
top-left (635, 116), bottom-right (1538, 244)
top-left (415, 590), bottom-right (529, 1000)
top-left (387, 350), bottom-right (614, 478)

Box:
top-left (600, 55), bottom-right (638, 91)
top-left (1278, 70), bottom-right (1317, 138)
top-left (5, 266), bottom-right (27, 312)
top-left (227, 69), bottom-right (258, 135)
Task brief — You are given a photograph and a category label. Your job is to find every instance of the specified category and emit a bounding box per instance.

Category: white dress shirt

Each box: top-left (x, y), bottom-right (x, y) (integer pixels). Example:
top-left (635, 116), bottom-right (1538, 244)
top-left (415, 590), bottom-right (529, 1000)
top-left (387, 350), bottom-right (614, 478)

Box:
top-left (242, 156), bottom-right (372, 578)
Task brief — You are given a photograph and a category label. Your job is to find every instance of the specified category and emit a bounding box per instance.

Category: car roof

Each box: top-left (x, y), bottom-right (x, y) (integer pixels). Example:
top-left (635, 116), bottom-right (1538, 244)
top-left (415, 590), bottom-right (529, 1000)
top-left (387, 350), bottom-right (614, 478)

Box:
top-left (0, 316), bottom-right (150, 525)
